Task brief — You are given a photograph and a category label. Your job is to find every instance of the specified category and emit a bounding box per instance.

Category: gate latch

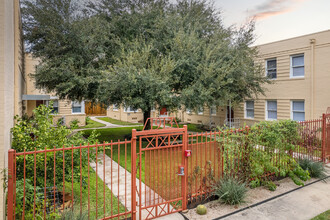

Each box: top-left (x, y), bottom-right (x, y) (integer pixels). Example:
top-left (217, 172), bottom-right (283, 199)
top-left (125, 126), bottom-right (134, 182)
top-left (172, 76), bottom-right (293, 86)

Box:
top-left (178, 166), bottom-right (185, 176)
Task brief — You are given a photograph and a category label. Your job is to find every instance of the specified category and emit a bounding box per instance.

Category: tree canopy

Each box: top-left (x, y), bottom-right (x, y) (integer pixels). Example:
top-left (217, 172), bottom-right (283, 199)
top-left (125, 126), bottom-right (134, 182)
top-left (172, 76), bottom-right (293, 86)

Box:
top-left (22, 0), bottom-right (269, 126)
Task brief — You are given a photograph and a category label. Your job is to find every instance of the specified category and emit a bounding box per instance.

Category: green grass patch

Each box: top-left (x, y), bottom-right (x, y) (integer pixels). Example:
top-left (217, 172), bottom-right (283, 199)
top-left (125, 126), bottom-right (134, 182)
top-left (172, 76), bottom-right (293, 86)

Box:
top-left (66, 168), bottom-right (127, 219)
top-left (80, 119), bottom-right (105, 129)
top-left (166, 123), bottom-right (206, 132)
top-left (311, 209), bottom-right (330, 220)
top-left (98, 117), bottom-right (141, 126)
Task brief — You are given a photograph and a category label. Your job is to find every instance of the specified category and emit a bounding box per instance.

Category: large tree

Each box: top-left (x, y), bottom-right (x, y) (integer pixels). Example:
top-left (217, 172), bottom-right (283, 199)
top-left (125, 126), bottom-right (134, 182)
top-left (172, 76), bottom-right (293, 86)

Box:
top-left (22, 0), bottom-right (269, 128)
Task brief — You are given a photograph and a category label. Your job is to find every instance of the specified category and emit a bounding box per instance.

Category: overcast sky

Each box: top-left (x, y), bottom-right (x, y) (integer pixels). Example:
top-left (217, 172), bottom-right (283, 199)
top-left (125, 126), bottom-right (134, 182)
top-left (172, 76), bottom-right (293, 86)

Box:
top-left (215, 0), bottom-right (330, 45)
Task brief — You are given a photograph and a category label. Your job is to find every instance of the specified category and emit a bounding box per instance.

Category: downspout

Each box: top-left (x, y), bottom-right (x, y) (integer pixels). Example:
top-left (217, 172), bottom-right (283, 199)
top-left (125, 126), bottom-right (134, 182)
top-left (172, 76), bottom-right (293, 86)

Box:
top-left (310, 39), bottom-right (315, 119)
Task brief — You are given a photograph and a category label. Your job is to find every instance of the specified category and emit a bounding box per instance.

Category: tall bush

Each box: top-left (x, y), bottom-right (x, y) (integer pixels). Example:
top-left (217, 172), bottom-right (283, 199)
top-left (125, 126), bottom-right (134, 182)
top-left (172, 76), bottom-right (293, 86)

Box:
top-left (218, 120), bottom-right (310, 188)
top-left (11, 104), bottom-right (99, 188)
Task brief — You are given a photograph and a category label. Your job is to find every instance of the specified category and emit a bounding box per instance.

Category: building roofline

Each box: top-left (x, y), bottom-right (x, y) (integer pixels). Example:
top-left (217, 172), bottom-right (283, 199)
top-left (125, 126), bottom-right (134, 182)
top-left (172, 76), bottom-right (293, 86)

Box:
top-left (255, 29), bottom-right (330, 47)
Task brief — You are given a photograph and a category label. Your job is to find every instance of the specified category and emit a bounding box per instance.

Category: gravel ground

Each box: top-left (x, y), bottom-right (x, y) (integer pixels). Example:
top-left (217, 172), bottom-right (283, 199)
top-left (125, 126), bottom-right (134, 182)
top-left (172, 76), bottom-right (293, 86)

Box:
top-left (183, 177), bottom-right (319, 220)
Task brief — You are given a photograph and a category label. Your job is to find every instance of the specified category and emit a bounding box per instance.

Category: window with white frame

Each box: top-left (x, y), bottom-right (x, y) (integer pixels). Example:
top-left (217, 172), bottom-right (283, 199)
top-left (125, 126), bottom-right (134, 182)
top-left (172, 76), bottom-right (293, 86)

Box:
top-left (124, 106), bottom-right (137, 112)
top-left (266, 100), bottom-right (277, 120)
top-left (113, 104), bottom-right (119, 111)
top-left (291, 54), bottom-right (304, 77)
top-left (245, 101), bottom-right (254, 119)
top-left (266, 59), bottom-right (277, 79)
top-left (197, 107), bottom-right (203, 115)
top-left (291, 101), bottom-right (305, 121)
top-left (46, 100), bottom-right (59, 114)
top-left (72, 101), bottom-right (85, 114)
top-left (210, 105), bottom-right (217, 116)
top-left (186, 108), bottom-right (192, 114)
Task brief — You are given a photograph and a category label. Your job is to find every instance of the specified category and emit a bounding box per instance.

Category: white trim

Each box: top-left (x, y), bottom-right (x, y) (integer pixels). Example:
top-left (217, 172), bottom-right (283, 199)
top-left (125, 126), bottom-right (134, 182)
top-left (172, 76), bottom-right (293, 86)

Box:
top-left (290, 54), bottom-right (305, 78)
top-left (244, 101), bottom-right (254, 119)
top-left (71, 101), bottom-right (85, 114)
top-left (265, 100), bottom-right (277, 120)
top-left (265, 58), bottom-right (277, 79)
top-left (291, 100), bottom-right (305, 121)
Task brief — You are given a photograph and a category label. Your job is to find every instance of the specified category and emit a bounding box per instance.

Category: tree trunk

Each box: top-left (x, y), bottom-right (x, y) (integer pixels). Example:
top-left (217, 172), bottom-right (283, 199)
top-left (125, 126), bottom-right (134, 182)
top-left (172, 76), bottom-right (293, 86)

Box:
top-left (143, 108), bottom-right (151, 130)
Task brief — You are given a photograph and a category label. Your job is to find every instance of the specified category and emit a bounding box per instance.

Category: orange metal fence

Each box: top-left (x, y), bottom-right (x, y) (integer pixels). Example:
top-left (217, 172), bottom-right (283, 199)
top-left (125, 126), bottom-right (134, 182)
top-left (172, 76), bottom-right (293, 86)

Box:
top-left (7, 116), bottom-right (330, 220)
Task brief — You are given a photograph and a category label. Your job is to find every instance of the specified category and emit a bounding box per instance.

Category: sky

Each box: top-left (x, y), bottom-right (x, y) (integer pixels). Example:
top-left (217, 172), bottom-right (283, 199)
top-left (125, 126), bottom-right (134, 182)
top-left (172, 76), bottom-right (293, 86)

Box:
top-left (214, 0), bottom-right (330, 45)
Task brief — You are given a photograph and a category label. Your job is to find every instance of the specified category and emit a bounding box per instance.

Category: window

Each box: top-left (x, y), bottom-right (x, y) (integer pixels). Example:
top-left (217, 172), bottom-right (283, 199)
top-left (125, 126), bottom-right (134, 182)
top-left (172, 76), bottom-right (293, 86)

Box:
top-left (124, 106), bottom-right (137, 112)
top-left (245, 101), bottom-right (254, 119)
top-left (291, 54), bottom-right (304, 77)
top-left (266, 59), bottom-right (277, 79)
top-left (291, 101), bottom-right (305, 121)
top-left (197, 107), bottom-right (203, 115)
top-left (72, 101), bottom-right (85, 114)
top-left (113, 104), bottom-right (119, 111)
top-left (210, 106), bottom-right (217, 116)
top-left (266, 100), bottom-right (277, 120)
top-left (46, 100), bottom-right (59, 114)
top-left (186, 108), bottom-right (192, 114)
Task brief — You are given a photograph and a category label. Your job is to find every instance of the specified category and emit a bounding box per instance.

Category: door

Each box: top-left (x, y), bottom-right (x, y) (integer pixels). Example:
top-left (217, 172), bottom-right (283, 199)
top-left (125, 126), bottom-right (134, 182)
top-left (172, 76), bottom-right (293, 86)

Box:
top-left (226, 106), bottom-right (234, 121)
top-left (85, 101), bottom-right (107, 116)
top-left (160, 107), bottom-right (167, 116)
top-left (133, 127), bottom-right (187, 219)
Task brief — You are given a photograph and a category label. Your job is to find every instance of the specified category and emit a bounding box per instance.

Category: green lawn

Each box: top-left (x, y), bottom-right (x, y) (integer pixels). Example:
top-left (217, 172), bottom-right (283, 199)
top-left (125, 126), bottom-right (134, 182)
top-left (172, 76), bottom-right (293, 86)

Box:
top-left (98, 117), bottom-right (141, 126)
top-left (166, 123), bottom-right (206, 132)
top-left (311, 210), bottom-right (330, 220)
top-left (79, 119), bottom-right (105, 129)
top-left (66, 168), bottom-right (127, 219)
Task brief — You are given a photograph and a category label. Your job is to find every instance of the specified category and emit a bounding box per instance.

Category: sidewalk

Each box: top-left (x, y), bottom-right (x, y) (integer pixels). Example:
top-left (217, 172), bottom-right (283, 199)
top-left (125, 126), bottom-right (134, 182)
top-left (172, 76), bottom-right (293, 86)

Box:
top-left (222, 175), bottom-right (330, 220)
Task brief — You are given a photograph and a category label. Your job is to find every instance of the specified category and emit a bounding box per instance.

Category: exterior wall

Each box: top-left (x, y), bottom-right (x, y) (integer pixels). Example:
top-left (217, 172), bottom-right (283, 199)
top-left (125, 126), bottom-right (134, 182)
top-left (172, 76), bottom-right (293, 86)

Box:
top-left (25, 54), bottom-right (86, 126)
top-left (0, 0), bottom-right (24, 219)
top-left (180, 106), bottom-right (227, 127)
top-left (236, 30), bottom-right (330, 127)
top-left (107, 105), bottom-right (143, 123)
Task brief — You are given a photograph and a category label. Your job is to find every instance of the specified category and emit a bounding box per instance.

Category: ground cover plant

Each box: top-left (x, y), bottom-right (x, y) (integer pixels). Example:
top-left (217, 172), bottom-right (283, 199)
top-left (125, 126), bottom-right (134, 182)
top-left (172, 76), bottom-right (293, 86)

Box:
top-left (212, 177), bottom-right (248, 205)
top-left (10, 104), bottom-right (124, 219)
top-left (311, 209), bottom-right (330, 220)
top-left (298, 158), bottom-right (327, 179)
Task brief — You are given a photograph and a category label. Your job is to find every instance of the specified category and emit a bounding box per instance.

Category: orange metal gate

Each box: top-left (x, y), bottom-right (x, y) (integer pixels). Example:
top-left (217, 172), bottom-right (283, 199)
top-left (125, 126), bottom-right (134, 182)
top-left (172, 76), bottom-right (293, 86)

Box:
top-left (131, 118), bottom-right (188, 220)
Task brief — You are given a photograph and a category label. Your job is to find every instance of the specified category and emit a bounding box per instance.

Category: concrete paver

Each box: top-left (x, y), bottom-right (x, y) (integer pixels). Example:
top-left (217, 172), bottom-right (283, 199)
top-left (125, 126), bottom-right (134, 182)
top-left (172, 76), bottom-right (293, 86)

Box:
top-left (90, 153), bottom-right (184, 220)
top-left (223, 170), bottom-right (330, 220)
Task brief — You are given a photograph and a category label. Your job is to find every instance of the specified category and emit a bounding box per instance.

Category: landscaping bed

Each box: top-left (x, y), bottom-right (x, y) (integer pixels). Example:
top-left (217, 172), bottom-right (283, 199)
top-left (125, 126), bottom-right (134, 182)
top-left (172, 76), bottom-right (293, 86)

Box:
top-left (183, 177), bottom-right (319, 220)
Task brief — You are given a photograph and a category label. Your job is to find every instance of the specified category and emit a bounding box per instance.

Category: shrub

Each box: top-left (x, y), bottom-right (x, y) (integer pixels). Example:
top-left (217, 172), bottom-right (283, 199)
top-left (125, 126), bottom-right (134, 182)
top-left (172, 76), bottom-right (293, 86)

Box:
top-left (70, 119), bottom-right (80, 129)
top-left (212, 177), bottom-right (247, 205)
top-left (298, 159), bottom-right (327, 179)
top-left (218, 120), bottom-right (311, 190)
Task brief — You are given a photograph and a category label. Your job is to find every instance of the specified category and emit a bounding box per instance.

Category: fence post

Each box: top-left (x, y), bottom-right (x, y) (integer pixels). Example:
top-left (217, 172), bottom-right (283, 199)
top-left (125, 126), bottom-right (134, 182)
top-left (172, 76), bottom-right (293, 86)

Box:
top-left (131, 129), bottom-right (137, 220)
top-left (322, 114), bottom-right (326, 163)
top-left (7, 149), bottom-right (15, 220)
top-left (182, 125), bottom-right (188, 211)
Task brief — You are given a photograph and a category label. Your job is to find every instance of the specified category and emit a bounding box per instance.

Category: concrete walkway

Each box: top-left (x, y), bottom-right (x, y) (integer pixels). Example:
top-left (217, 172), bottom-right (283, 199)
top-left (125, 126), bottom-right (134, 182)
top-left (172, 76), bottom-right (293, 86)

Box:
top-left (90, 153), bottom-right (184, 220)
top-left (222, 167), bottom-right (330, 220)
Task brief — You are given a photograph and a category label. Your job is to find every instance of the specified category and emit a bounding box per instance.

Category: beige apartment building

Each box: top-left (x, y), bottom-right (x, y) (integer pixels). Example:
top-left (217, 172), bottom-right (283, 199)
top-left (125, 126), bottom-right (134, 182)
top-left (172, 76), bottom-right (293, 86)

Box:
top-left (25, 54), bottom-right (86, 127)
top-left (235, 30), bottom-right (330, 127)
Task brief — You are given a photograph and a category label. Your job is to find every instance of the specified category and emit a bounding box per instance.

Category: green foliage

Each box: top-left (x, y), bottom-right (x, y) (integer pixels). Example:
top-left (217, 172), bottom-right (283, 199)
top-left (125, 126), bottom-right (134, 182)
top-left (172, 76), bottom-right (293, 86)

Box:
top-left (265, 181), bottom-right (277, 191)
top-left (299, 159), bottom-right (327, 179)
top-left (11, 104), bottom-right (99, 187)
top-left (69, 119), bottom-right (79, 129)
top-left (218, 120), bottom-right (310, 190)
top-left (85, 116), bottom-right (90, 125)
top-left (22, 0), bottom-right (269, 125)
top-left (212, 177), bottom-right (247, 205)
